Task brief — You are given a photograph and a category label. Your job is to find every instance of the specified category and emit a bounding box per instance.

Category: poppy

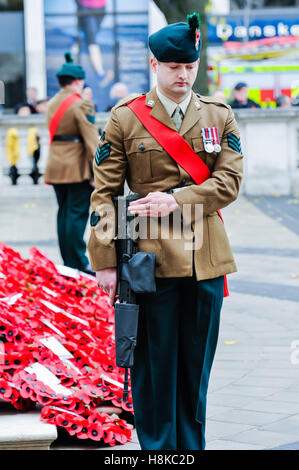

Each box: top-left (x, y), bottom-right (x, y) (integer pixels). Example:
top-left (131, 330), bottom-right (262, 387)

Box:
top-left (111, 396), bottom-right (122, 408)
top-left (87, 423), bottom-right (103, 441)
top-left (68, 418), bottom-right (84, 436)
top-left (56, 413), bottom-right (73, 429)
top-left (102, 430), bottom-right (116, 446)
top-left (0, 380), bottom-right (12, 399)
top-left (72, 401), bottom-right (86, 414)
top-left (122, 401), bottom-right (134, 413)
top-left (88, 411), bottom-right (107, 425)
top-left (80, 383), bottom-right (100, 398)
top-left (76, 421), bottom-right (90, 439)
top-left (40, 406), bottom-right (58, 424)
top-left (12, 396), bottom-right (27, 410)
top-left (35, 383), bottom-right (55, 397)
top-left (37, 394), bottom-right (54, 405)
top-left (20, 383), bottom-right (32, 399)
top-left (8, 388), bottom-right (21, 405)
top-left (73, 391), bottom-right (91, 405)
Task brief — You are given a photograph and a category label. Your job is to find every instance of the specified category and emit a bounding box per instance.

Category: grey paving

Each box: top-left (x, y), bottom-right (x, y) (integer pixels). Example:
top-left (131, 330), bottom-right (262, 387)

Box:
top-left (248, 195), bottom-right (299, 237)
top-left (229, 279), bottom-right (299, 302)
top-left (1, 178), bottom-right (299, 451)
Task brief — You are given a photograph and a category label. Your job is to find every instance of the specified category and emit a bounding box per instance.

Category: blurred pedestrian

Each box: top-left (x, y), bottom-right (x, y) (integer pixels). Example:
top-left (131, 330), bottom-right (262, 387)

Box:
top-left (276, 94), bottom-right (291, 108)
top-left (36, 98), bottom-right (49, 114)
top-left (211, 89), bottom-right (227, 104)
top-left (15, 88), bottom-right (38, 114)
top-left (230, 82), bottom-right (261, 109)
top-left (26, 87), bottom-right (38, 113)
top-left (44, 52), bottom-right (99, 274)
top-left (291, 95), bottom-right (299, 107)
top-left (75, 0), bottom-right (114, 88)
top-left (105, 82), bottom-right (129, 111)
top-left (82, 85), bottom-right (98, 111)
top-left (15, 104), bottom-right (32, 116)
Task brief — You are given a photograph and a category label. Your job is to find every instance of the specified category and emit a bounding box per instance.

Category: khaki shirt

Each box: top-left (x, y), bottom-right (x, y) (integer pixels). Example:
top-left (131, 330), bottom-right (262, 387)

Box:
top-left (87, 88), bottom-right (243, 281)
top-left (44, 89), bottom-right (99, 184)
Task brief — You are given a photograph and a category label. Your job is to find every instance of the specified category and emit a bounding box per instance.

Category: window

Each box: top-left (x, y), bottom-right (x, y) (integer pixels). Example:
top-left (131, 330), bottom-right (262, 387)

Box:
top-left (44, 0), bottom-right (150, 112)
top-left (231, 0), bottom-right (298, 9)
top-left (0, 0), bottom-right (23, 11)
top-left (0, 0), bottom-right (25, 110)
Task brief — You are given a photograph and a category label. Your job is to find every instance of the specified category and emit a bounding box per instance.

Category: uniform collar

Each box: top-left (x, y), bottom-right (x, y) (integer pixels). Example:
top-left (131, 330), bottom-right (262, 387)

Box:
top-left (145, 88), bottom-right (201, 135)
top-left (59, 88), bottom-right (82, 98)
top-left (156, 87), bottom-right (191, 117)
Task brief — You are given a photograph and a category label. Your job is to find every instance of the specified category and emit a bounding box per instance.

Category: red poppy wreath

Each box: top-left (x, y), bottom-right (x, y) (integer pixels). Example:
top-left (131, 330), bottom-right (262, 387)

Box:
top-left (0, 243), bottom-right (133, 446)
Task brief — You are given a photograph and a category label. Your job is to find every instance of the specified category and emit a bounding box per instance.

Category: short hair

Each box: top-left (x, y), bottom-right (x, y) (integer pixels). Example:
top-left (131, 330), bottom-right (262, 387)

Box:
top-left (234, 82), bottom-right (247, 90)
top-left (15, 103), bottom-right (31, 114)
top-left (58, 75), bottom-right (77, 87)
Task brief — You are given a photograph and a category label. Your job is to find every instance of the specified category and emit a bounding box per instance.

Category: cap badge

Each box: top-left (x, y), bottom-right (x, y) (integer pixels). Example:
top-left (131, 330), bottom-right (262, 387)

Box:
top-left (187, 12), bottom-right (201, 52)
top-left (195, 29), bottom-right (201, 51)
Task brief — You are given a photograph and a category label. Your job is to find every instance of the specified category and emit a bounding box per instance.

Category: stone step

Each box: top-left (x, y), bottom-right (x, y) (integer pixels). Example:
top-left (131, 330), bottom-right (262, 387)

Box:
top-left (0, 405), bottom-right (57, 450)
top-left (0, 401), bottom-right (134, 450)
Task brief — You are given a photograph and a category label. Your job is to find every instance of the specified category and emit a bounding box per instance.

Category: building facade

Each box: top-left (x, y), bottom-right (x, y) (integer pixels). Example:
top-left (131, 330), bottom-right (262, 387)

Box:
top-left (0, 0), bottom-right (167, 112)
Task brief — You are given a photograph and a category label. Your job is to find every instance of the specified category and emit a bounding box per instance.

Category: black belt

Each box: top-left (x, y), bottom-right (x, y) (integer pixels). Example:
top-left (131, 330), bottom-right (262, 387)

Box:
top-left (52, 135), bottom-right (83, 143)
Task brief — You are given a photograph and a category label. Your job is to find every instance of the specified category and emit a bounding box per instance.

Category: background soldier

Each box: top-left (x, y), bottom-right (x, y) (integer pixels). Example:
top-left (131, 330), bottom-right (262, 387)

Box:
top-left (88, 14), bottom-right (243, 450)
top-left (44, 53), bottom-right (99, 274)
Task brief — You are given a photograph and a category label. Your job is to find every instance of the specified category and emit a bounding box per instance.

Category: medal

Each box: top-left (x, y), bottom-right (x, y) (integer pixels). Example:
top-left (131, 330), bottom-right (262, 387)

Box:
top-left (205, 142), bottom-right (214, 153)
top-left (201, 128), bottom-right (215, 153)
top-left (211, 127), bottom-right (221, 153)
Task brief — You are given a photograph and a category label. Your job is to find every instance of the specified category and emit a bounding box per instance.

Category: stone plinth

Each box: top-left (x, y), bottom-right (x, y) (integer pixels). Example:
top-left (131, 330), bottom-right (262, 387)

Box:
top-left (0, 409), bottom-right (57, 450)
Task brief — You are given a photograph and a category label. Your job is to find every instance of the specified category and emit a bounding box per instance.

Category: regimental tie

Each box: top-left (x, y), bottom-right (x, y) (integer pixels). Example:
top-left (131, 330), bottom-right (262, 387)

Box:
top-left (171, 105), bottom-right (184, 131)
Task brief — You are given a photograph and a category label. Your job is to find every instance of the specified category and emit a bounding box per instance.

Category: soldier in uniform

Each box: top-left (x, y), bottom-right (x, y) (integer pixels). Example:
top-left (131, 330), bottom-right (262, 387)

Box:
top-left (44, 53), bottom-right (99, 274)
top-left (88, 14), bottom-right (243, 450)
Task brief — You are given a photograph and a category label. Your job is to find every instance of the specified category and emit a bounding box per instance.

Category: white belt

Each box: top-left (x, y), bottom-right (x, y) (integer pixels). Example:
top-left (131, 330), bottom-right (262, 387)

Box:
top-left (166, 187), bottom-right (187, 194)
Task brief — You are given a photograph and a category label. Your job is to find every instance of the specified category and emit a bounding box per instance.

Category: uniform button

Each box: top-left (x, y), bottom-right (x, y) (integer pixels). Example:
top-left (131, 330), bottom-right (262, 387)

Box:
top-left (181, 178), bottom-right (186, 186)
top-left (139, 144), bottom-right (145, 151)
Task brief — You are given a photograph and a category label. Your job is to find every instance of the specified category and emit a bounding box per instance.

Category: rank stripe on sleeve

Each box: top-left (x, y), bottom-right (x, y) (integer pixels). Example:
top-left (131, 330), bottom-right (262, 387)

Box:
top-left (227, 138), bottom-right (241, 150)
top-left (228, 141), bottom-right (242, 153)
top-left (227, 133), bottom-right (242, 153)
top-left (95, 142), bottom-right (111, 166)
top-left (227, 133), bottom-right (241, 145)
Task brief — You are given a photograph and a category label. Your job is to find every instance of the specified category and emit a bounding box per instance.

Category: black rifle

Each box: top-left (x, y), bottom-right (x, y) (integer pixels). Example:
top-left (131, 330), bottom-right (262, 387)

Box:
top-left (113, 194), bottom-right (156, 401)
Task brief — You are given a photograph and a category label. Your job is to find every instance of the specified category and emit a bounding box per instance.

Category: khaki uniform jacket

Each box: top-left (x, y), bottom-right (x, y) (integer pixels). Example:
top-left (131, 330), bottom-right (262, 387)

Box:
top-left (44, 89), bottom-right (99, 184)
top-left (87, 88), bottom-right (243, 281)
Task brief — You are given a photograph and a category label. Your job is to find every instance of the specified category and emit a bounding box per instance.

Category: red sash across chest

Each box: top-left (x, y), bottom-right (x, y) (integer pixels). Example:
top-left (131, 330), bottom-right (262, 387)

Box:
top-left (48, 93), bottom-right (81, 144)
top-left (127, 95), bottom-right (229, 298)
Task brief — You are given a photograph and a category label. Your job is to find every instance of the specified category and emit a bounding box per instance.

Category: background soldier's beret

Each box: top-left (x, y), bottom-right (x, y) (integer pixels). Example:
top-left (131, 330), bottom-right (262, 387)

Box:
top-left (149, 12), bottom-right (201, 63)
top-left (56, 52), bottom-right (86, 80)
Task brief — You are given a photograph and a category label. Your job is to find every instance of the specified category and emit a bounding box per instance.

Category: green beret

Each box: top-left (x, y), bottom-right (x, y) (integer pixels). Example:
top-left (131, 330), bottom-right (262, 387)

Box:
top-left (56, 52), bottom-right (86, 80)
top-left (149, 12), bottom-right (201, 63)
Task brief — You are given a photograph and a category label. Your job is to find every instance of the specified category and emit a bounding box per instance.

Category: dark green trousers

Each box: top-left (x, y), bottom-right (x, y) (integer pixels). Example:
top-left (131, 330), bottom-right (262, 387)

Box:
top-left (131, 275), bottom-right (224, 450)
top-left (53, 181), bottom-right (93, 271)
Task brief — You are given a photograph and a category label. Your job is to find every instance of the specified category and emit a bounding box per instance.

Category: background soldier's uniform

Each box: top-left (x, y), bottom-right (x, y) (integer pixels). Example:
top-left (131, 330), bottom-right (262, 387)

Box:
top-left (88, 16), bottom-right (243, 450)
top-left (44, 58), bottom-right (99, 272)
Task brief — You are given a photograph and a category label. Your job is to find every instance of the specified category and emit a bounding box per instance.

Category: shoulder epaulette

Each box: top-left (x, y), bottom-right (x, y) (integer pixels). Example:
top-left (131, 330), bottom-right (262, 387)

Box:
top-left (114, 93), bottom-right (144, 109)
top-left (199, 95), bottom-right (230, 109)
